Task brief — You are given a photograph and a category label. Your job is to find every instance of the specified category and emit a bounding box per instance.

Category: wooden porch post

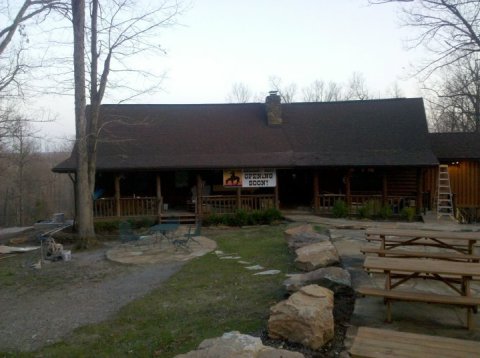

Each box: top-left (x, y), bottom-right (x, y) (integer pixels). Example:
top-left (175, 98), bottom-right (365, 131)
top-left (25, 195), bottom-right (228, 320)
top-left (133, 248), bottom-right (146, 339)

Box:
top-left (114, 174), bottom-right (121, 217)
top-left (313, 169), bottom-right (320, 212)
top-left (237, 187), bottom-right (242, 210)
top-left (382, 172), bottom-right (388, 206)
top-left (346, 169), bottom-right (352, 209)
top-left (156, 174), bottom-right (162, 219)
top-left (416, 168), bottom-right (423, 214)
top-left (196, 174), bottom-right (203, 216)
top-left (274, 182), bottom-right (279, 210)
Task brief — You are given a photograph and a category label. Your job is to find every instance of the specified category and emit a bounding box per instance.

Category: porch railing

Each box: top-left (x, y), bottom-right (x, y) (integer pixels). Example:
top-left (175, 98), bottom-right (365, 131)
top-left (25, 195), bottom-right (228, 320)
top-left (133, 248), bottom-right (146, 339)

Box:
top-left (94, 197), bottom-right (158, 218)
top-left (201, 195), bottom-right (275, 215)
top-left (316, 194), bottom-right (416, 215)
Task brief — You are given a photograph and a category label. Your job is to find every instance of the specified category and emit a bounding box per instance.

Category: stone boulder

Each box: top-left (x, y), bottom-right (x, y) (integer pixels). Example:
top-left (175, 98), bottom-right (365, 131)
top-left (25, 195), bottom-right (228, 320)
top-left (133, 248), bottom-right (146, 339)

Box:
top-left (175, 331), bottom-right (304, 358)
top-left (286, 231), bottom-right (330, 251)
top-left (294, 241), bottom-right (340, 271)
top-left (268, 285), bottom-right (334, 350)
top-left (284, 267), bottom-right (352, 293)
top-left (284, 224), bottom-right (315, 238)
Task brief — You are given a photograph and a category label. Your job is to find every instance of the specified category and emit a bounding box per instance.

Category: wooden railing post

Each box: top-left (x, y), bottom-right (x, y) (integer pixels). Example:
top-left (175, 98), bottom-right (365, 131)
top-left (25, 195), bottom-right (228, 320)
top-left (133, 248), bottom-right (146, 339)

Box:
top-left (416, 168), bottom-right (423, 214)
top-left (114, 175), bottom-right (121, 217)
top-left (236, 187), bottom-right (242, 209)
top-left (346, 170), bottom-right (352, 212)
top-left (196, 174), bottom-right (203, 217)
top-left (382, 172), bottom-right (388, 206)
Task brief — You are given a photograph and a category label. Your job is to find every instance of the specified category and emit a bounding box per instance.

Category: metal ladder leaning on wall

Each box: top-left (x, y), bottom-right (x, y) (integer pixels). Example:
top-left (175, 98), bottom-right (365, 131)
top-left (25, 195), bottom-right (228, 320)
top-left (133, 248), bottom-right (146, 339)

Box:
top-left (437, 164), bottom-right (455, 220)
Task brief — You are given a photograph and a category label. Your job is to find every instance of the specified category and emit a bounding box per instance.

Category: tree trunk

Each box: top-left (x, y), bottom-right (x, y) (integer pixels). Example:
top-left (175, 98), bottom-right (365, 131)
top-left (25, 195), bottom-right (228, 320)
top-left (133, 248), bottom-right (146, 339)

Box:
top-left (72, 0), bottom-right (95, 241)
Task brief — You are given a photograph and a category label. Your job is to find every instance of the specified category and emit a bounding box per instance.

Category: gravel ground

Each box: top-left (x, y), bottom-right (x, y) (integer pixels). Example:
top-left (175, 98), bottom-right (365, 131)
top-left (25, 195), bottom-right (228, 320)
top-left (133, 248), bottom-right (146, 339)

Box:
top-left (0, 244), bottom-right (183, 352)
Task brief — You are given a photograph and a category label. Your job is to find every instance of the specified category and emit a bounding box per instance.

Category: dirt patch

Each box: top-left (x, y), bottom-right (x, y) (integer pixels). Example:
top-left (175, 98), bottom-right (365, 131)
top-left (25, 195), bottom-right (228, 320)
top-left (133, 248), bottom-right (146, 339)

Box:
top-left (0, 241), bottom-right (184, 352)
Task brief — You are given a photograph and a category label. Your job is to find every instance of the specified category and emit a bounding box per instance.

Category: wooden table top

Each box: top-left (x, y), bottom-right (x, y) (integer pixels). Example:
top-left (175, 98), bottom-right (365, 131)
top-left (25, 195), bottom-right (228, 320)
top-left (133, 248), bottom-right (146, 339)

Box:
top-left (366, 228), bottom-right (480, 241)
top-left (364, 256), bottom-right (480, 276)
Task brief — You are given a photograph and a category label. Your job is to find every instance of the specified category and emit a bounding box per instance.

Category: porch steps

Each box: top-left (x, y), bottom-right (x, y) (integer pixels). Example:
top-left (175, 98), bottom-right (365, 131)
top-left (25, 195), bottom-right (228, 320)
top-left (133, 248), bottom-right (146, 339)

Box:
top-left (436, 164), bottom-right (455, 221)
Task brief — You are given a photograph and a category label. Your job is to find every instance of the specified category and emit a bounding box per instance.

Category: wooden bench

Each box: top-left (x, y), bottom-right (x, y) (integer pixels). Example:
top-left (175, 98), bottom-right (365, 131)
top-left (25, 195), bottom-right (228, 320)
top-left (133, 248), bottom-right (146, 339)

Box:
top-left (357, 286), bottom-right (480, 328)
top-left (360, 247), bottom-right (480, 262)
top-left (349, 326), bottom-right (480, 357)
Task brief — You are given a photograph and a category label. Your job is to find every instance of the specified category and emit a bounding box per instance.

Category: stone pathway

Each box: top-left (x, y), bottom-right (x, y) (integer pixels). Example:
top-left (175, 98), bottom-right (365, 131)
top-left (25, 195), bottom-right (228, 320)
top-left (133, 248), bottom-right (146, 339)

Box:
top-left (214, 250), bottom-right (282, 276)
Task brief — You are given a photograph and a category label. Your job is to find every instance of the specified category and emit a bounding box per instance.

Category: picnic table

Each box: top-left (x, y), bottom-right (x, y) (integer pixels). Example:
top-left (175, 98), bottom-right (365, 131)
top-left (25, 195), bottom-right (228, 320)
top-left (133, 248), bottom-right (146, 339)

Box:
top-left (365, 228), bottom-right (480, 256)
top-left (360, 256), bottom-right (480, 330)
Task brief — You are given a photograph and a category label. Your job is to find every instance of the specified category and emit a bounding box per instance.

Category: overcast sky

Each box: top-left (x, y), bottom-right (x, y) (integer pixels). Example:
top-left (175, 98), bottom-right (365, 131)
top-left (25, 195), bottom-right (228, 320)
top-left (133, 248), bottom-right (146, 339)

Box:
top-left (34, 0), bottom-right (426, 145)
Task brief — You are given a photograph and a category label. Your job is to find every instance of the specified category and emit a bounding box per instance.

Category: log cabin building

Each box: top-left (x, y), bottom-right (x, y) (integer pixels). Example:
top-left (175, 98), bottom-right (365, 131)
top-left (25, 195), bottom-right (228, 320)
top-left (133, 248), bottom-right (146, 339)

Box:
top-left (53, 93), bottom-right (479, 223)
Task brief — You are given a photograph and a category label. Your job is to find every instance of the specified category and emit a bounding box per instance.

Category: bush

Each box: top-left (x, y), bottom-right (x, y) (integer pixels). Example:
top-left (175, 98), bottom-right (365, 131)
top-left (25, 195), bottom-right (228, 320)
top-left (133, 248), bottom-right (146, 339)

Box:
top-left (94, 217), bottom-right (156, 234)
top-left (203, 208), bottom-right (283, 227)
top-left (379, 205), bottom-right (393, 219)
top-left (94, 220), bottom-right (121, 234)
top-left (358, 199), bottom-right (381, 219)
top-left (401, 207), bottom-right (416, 222)
top-left (332, 200), bottom-right (348, 218)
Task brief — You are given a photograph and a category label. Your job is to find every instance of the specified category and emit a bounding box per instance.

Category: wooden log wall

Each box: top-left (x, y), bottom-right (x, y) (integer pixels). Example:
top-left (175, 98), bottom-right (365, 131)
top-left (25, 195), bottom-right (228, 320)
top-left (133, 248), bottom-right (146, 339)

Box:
top-left (424, 161), bottom-right (480, 208)
top-left (386, 168), bottom-right (417, 196)
top-left (449, 161), bottom-right (480, 207)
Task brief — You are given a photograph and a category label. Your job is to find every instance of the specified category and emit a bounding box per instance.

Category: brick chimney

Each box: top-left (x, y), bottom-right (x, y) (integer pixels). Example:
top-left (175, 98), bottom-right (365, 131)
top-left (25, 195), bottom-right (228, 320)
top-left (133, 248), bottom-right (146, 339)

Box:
top-left (266, 91), bottom-right (282, 126)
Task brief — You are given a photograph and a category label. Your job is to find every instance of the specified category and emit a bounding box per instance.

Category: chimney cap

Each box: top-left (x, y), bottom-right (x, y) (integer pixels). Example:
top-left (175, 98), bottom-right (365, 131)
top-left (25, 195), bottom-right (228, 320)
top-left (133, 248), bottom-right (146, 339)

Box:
top-left (268, 90), bottom-right (279, 96)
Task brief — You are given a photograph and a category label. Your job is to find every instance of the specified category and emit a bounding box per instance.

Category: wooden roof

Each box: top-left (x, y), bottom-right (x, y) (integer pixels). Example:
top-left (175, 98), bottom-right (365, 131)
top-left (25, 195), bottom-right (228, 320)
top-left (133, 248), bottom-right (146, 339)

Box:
top-left (429, 132), bottom-right (480, 160)
top-left (54, 98), bottom-right (438, 172)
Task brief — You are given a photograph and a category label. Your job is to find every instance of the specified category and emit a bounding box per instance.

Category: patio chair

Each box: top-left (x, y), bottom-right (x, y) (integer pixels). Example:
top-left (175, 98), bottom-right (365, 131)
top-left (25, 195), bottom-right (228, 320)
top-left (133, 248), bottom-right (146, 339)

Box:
top-left (171, 221), bottom-right (201, 250)
top-left (119, 221), bottom-right (141, 243)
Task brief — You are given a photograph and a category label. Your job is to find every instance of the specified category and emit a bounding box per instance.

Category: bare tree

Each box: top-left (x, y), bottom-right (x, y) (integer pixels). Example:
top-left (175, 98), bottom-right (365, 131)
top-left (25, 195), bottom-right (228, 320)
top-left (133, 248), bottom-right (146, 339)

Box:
top-left (373, 1), bottom-right (480, 131)
top-left (345, 72), bottom-right (370, 100)
top-left (6, 116), bottom-right (36, 225)
top-left (302, 79), bottom-right (344, 102)
top-left (70, 0), bottom-right (183, 244)
top-left (372, 0), bottom-right (480, 78)
top-left (0, 0), bottom-right (67, 97)
top-left (226, 82), bottom-right (253, 103)
top-left (427, 55), bottom-right (480, 132)
top-left (386, 81), bottom-right (405, 98)
top-left (269, 76), bottom-right (297, 103)
top-left (71, 0), bottom-right (94, 242)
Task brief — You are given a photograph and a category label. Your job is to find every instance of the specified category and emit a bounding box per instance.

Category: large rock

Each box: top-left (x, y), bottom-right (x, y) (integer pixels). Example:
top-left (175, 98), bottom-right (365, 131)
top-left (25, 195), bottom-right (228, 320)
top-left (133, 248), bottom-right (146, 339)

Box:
top-left (175, 331), bottom-right (304, 358)
top-left (284, 224), bottom-right (315, 238)
top-left (294, 241), bottom-right (340, 271)
top-left (286, 231), bottom-right (330, 251)
top-left (268, 285), bottom-right (334, 350)
top-left (284, 267), bottom-right (352, 293)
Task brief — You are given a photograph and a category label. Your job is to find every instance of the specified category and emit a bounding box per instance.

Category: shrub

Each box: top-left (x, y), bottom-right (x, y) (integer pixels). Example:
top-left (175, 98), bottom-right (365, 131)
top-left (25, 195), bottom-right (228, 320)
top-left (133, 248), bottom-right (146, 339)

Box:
top-left (379, 205), bottom-right (393, 219)
top-left (94, 217), bottom-right (156, 234)
top-left (94, 220), bottom-right (121, 234)
top-left (358, 199), bottom-right (381, 219)
top-left (261, 208), bottom-right (283, 223)
top-left (203, 208), bottom-right (283, 227)
top-left (401, 207), bottom-right (416, 222)
top-left (332, 200), bottom-right (348, 218)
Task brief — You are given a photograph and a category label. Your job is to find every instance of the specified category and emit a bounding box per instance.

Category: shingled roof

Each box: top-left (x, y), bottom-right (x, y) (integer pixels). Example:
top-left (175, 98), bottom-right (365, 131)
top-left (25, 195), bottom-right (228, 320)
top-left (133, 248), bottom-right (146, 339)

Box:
top-left (53, 97), bottom-right (438, 172)
top-left (429, 132), bottom-right (480, 160)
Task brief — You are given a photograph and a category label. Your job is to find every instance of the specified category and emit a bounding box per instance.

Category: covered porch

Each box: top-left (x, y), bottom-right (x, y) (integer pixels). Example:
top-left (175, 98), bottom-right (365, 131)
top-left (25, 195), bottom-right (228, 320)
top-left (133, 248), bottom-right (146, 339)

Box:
top-left (92, 170), bottom-right (279, 222)
top-left (312, 167), bottom-right (425, 216)
top-left (92, 166), bottom-right (428, 221)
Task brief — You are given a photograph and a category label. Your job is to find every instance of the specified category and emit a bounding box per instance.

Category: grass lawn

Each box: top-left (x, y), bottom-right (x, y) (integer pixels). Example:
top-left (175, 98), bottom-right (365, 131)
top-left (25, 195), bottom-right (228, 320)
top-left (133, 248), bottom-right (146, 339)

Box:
top-left (17, 224), bottom-right (296, 357)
